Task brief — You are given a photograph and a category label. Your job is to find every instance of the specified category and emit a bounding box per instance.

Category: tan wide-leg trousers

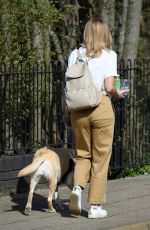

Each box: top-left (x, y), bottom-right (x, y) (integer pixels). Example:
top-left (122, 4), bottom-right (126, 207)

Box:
top-left (71, 95), bottom-right (115, 204)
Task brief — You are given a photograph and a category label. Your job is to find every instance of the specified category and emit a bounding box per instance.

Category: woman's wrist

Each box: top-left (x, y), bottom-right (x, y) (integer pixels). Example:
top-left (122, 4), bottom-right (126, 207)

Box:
top-left (106, 88), bottom-right (120, 99)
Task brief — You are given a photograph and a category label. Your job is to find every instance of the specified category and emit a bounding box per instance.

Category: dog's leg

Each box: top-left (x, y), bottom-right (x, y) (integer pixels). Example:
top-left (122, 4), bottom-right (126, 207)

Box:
top-left (48, 178), bottom-right (57, 213)
top-left (54, 186), bottom-right (64, 211)
top-left (65, 170), bottom-right (74, 190)
top-left (24, 174), bottom-right (40, 215)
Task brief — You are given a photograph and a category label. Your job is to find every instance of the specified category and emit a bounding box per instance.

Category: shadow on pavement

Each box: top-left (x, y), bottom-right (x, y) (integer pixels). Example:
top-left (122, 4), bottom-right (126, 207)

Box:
top-left (3, 192), bottom-right (48, 215)
top-left (4, 191), bottom-right (87, 218)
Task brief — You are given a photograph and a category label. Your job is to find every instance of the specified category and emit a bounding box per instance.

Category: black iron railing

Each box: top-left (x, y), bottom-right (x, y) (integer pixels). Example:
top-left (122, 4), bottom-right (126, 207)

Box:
top-left (0, 59), bottom-right (150, 170)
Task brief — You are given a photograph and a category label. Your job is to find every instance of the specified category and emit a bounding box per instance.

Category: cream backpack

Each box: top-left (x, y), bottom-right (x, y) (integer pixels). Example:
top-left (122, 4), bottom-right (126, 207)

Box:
top-left (65, 49), bottom-right (102, 111)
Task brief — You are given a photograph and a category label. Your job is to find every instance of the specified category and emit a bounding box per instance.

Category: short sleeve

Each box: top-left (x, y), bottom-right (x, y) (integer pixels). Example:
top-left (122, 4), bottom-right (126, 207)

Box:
top-left (104, 51), bottom-right (117, 78)
top-left (68, 49), bottom-right (78, 68)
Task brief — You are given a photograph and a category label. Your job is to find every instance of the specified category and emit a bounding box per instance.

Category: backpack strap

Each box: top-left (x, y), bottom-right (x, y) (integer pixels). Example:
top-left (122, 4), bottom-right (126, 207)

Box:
top-left (76, 49), bottom-right (83, 62)
top-left (76, 49), bottom-right (92, 64)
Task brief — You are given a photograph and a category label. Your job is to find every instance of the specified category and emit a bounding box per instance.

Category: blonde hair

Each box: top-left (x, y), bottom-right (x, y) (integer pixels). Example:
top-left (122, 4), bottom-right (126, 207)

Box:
top-left (83, 17), bottom-right (112, 57)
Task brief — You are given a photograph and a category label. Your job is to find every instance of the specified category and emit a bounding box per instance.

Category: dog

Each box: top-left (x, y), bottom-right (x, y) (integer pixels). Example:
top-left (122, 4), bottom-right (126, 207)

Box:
top-left (18, 147), bottom-right (74, 215)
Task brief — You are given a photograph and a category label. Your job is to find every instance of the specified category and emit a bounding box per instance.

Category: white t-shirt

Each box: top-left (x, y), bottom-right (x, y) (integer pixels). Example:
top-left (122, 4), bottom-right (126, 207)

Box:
top-left (68, 47), bottom-right (117, 94)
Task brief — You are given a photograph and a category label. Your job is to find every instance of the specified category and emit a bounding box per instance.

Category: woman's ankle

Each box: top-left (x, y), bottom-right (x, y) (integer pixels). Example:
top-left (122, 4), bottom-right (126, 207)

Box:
top-left (90, 204), bottom-right (101, 207)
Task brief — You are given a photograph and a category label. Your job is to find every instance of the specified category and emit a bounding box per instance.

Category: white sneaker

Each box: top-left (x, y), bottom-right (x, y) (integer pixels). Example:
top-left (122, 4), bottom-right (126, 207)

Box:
top-left (88, 205), bottom-right (107, 219)
top-left (69, 185), bottom-right (82, 215)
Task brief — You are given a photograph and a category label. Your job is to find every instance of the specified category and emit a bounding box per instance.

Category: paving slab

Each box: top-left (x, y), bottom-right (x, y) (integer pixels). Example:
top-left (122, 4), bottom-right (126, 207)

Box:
top-left (0, 175), bottom-right (150, 230)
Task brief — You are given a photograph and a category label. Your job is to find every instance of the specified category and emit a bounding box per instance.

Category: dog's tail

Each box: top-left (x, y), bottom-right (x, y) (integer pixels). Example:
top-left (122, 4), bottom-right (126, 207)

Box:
top-left (18, 158), bottom-right (45, 178)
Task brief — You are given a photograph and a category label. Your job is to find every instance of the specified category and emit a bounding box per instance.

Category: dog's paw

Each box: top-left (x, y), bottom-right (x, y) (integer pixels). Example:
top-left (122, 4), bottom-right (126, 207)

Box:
top-left (24, 207), bottom-right (31, 215)
top-left (49, 208), bottom-right (56, 213)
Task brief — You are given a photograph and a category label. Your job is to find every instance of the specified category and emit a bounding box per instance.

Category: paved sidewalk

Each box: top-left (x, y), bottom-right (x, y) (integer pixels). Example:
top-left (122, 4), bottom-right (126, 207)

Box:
top-left (0, 175), bottom-right (150, 230)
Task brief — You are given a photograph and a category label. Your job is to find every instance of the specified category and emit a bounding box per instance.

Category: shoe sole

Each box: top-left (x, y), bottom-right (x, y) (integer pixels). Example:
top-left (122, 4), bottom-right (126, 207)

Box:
top-left (69, 193), bottom-right (81, 215)
top-left (88, 214), bottom-right (107, 219)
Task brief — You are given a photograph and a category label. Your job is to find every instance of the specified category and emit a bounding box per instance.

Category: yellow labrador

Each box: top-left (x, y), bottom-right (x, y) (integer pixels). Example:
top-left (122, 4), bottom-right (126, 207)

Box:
top-left (18, 147), bottom-right (74, 215)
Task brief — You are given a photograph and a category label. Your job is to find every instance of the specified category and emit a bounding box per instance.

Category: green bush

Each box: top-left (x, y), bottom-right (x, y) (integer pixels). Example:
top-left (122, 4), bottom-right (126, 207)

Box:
top-left (122, 164), bottom-right (150, 177)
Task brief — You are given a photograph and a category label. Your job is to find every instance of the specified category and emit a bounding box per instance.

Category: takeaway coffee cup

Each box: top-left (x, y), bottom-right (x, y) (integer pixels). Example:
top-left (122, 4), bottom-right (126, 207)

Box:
top-left (120, 79), bottom-right (130, 95)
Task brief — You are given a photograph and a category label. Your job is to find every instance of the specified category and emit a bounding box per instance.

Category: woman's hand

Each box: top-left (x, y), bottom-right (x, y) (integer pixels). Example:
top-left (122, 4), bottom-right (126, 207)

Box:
top-left (116, 89), bottom-right (130, 99)
top-left (104, 76), bottom-right (129, 99)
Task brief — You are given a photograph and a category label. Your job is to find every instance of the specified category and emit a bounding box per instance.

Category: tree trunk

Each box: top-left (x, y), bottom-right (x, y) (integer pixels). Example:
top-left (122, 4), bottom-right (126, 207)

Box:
top-left (101, 0), bottom-right (115, 40)
top-left (1, 1), bottom-right (12, 62)
top-left (32, 23), bottom-right (44, 62)
top-left (117, 0), bottom-right (128, 58)
top-left (122, 0), bottom-right (142, 166)
top-left (30, 23), bottom-right (43, 148)
top-left (123, 0), bottom-right (142, 60)
top-left (48, 25), bottom-right (65, 68)
top-left (43, 26), bottom-right (51, 65)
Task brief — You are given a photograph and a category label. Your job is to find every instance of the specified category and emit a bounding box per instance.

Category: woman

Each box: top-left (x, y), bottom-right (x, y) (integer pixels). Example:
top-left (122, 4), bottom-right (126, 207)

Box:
top-left (68, 17), bottom-right (128, 219)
